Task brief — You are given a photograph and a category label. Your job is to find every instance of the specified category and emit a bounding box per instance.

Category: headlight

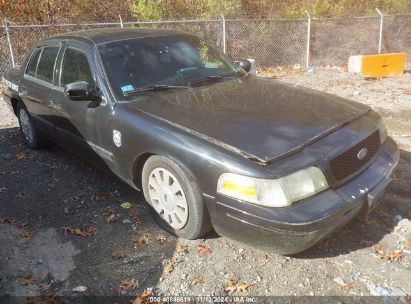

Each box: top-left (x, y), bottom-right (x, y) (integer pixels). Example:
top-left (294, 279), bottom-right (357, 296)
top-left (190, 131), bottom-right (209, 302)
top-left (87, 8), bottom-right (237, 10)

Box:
top-left (377, 119), bottom-right (388, 143)
top-left (217, 167), bottom-right (329, 208)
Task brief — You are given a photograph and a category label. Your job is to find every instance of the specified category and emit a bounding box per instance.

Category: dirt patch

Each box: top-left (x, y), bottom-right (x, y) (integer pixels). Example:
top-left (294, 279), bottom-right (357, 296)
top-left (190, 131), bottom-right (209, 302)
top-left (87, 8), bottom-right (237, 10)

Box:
top-left (0, 226), bottom-right (79, 299)
top-left (30, 228), bottom-right (80, 282)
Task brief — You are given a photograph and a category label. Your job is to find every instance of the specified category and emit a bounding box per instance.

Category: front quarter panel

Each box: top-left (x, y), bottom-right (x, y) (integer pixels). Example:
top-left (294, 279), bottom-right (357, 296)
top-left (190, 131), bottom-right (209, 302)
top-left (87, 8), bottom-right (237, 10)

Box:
top-left (110, 103), bottom-right (267, 197)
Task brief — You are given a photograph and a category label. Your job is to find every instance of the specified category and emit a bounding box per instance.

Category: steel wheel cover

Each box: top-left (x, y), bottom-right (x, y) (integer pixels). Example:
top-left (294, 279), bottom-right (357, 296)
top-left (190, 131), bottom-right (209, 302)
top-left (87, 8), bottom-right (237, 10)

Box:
top-left (19, 109), bottom-right (34, 144)
top-left (148, 167), bottom-right (189, 229)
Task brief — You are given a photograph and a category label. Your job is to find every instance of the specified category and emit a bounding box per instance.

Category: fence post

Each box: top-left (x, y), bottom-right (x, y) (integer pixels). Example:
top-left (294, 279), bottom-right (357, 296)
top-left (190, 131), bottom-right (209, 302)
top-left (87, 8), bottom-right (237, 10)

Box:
top-left (4, 21), bottom-right (16, 67)
top-left (119, 14), bottom-right (124, 27)
top-left (305, 10), bottom-right (311, 67)
top-left (376, 8), bottom-right (384, 53)
top-left (221, 13), bottom-right (226, 53)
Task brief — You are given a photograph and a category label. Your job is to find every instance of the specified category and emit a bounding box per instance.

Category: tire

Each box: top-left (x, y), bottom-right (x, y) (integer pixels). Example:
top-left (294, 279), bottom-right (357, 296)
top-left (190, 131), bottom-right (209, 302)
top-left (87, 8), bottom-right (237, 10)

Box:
top-left (17, 104), bottom-right (43, 149)
top-left (142, 155), bottom-right (212, 239)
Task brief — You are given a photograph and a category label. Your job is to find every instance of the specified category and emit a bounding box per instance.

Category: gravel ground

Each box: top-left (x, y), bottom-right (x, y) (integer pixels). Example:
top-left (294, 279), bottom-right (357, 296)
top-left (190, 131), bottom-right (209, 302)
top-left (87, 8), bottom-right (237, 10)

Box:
top-left (1, 69), bottom-right (411, 303)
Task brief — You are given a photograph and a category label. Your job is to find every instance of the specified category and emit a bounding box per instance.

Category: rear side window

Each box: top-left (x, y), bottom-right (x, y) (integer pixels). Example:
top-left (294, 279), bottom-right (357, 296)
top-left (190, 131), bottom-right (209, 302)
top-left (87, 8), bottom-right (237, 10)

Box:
top-left (36, 46), bottom-right (59, 83)
top-left (60, 48), bottom-right (93, 86)
top-left (26, 48), bottom-right (41, 77)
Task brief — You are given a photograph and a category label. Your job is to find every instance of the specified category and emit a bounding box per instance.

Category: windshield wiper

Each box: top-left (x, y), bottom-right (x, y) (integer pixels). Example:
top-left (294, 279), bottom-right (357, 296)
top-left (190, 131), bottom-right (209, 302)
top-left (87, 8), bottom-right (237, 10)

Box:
top-left (123, 84), bottom-right (191, 95)
top-left (188, 74), bottom-right (241, 85)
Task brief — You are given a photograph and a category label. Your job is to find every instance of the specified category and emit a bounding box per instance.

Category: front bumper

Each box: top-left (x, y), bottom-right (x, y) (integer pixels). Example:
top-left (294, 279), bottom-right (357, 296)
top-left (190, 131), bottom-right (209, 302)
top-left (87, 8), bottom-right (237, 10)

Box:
top-left (206, 137), bottom-right (399, 255)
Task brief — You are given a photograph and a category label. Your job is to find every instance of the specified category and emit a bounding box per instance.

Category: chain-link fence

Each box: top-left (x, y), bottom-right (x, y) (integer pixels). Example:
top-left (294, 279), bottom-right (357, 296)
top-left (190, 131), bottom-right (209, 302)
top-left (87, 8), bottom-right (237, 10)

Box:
top-left (383, 14), bottom-right (411, 55)
top-left (0, 28), bottom-right (11, 75)
top-left (1, 13), bottom-right (411, 76)
top-left (226, 18), bottom-right (308, 66)
top-left (310, 17), bottom-right (380, 66)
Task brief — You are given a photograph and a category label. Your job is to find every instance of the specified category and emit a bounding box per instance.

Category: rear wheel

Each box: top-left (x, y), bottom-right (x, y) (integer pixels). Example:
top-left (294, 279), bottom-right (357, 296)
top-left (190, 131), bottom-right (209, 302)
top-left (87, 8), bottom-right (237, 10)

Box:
top-left (142, 155), bottom-right (212, 239)
top-left (17, 105), bottom-right (41, 149)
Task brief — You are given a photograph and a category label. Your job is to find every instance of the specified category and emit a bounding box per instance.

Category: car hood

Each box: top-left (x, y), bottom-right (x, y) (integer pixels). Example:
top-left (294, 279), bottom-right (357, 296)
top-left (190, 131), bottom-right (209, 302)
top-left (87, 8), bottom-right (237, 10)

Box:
top-left (126, 76), bottom-right (370, 163)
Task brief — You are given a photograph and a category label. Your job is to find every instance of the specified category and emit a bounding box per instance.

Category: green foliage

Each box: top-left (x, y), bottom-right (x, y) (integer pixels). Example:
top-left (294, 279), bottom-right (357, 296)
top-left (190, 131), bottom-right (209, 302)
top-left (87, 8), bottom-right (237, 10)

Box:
top-left (130, 0), bottom-right (164, 21)
top-left (1, 0), bottom-right (411, 23)
top-left (283, 0), bottom-right (411, 18)
top-left (129, 0), bottom-right (241, 21)
top-left (0, 0), bottom-right (131, 23)
top-left (284, 0), bottom-right (341, 18)
top-left (199, 40), bottom-right (209, 64)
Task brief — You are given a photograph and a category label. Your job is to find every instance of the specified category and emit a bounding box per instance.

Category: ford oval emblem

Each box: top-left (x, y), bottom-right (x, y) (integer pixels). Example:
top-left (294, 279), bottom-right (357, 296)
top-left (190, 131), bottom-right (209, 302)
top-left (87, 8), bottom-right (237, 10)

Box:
top-left (357, 148), bottom-right (368, 160)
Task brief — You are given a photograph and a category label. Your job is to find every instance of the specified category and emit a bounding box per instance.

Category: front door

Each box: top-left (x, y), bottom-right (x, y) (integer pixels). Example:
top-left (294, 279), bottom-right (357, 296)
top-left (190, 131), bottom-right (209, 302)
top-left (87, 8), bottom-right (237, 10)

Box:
top-left (50, 40), bottom-right (114, 169)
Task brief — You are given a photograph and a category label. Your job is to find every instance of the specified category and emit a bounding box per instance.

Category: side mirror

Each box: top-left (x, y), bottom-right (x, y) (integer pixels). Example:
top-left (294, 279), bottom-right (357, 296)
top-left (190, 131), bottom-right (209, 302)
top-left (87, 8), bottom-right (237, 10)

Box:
top-left (235, 58), bottom-right (252, 73)
top-left (65, 81), bottom-right (93, 101)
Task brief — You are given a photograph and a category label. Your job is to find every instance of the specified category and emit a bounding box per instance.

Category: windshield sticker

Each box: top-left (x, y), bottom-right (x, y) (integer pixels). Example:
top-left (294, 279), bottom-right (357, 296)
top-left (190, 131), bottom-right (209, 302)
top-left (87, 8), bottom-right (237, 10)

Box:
top-left (120, 84), bottom-right (134, 93)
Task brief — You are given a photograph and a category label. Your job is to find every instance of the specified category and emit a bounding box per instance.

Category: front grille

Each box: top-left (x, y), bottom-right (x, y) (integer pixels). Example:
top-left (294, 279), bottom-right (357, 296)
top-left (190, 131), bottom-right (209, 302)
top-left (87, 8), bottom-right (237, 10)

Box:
top-left (329, 130), bottom-right (380, 183)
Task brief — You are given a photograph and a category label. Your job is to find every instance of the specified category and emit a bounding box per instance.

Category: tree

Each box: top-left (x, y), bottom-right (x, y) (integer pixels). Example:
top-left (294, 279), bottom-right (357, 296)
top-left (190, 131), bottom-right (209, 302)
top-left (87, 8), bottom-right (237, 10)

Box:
top-left (0, 0), bottom-right (132, 23)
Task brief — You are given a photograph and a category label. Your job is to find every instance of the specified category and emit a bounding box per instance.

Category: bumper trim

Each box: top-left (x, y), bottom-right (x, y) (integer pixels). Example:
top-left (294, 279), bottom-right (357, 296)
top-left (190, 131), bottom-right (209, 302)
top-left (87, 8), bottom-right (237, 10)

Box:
top-left (225, 212), bottom-right (319, 236)
top-left (367, 177), bottom-right (392, 213)
top-left (209, 137), bottom-right (399, 254)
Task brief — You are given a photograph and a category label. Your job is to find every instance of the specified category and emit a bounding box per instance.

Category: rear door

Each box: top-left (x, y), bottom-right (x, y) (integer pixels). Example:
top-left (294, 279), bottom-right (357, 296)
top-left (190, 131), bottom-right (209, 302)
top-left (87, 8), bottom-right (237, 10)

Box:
top-left (19, 43), bottom-right (61, 133)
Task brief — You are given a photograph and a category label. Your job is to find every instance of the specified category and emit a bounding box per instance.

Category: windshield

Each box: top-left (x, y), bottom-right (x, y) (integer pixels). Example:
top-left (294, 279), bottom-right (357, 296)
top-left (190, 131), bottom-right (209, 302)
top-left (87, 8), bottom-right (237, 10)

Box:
top-left (98, 35), bottom-right (246, 99)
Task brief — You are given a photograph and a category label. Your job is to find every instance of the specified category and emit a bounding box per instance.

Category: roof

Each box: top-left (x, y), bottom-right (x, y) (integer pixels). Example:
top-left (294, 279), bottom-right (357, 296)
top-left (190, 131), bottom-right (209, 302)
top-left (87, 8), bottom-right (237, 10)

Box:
top-left (52, 27), bottom-right (190, 44)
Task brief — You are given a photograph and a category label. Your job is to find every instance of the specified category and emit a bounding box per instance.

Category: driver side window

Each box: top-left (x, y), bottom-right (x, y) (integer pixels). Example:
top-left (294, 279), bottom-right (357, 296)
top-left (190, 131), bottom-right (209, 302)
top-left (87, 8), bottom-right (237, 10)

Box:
top-left (60, 47), bottom-right (93, 86)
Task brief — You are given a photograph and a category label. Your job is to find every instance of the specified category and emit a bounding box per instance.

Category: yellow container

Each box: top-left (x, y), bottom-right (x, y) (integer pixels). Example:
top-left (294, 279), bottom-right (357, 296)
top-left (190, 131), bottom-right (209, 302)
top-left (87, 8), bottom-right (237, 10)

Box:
top-left (361, 52), bottom-right (406, 77)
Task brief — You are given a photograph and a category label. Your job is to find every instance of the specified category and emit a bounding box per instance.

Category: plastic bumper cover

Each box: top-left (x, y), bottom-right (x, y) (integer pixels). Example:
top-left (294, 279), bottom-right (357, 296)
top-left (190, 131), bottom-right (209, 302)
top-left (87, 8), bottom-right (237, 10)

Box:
top-left (206, 137), bottom-right (400, 255)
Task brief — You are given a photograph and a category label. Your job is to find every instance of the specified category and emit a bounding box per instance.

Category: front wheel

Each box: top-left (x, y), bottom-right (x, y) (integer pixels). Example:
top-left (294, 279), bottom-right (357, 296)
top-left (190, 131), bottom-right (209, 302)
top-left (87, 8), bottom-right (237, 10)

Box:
top-left (142, 155), bottom-right (212, 239)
